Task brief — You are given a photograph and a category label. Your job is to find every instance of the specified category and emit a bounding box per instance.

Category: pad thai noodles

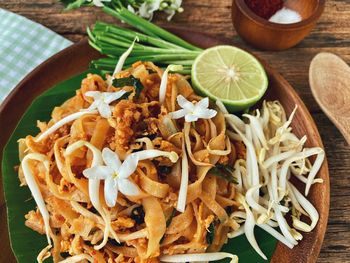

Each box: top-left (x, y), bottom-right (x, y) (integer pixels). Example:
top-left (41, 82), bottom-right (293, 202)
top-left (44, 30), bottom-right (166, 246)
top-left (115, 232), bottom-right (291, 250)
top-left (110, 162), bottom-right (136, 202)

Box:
top-left (17, 55), bottom-right (324, 262)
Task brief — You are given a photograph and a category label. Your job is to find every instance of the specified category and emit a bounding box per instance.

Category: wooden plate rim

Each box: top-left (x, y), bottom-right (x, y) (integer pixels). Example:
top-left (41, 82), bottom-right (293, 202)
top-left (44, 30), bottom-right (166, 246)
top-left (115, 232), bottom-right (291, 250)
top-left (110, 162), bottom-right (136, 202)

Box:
top-left (0, 30), bottom-right (330, 263)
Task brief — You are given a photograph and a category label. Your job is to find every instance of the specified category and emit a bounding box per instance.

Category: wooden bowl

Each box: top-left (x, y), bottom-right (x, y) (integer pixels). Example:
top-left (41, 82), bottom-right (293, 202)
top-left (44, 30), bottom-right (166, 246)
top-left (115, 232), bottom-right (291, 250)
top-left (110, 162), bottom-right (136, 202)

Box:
top-left (0, 30), bottom-right (329, 263)
top-left (232, 0), bottom-right (325, 51)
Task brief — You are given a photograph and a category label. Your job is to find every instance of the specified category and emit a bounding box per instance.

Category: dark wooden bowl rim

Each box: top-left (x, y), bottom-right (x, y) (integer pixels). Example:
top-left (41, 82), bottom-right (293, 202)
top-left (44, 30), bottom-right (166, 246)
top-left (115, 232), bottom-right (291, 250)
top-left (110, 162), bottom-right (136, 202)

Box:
top-left (234, 0), bottom-right (326, 30)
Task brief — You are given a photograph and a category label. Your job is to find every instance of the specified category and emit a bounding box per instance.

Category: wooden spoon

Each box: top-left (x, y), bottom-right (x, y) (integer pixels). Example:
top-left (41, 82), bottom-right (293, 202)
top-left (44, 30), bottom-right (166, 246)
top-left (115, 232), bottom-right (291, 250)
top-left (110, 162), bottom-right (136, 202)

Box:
top-left (310, 52), bottom-right (350, 144)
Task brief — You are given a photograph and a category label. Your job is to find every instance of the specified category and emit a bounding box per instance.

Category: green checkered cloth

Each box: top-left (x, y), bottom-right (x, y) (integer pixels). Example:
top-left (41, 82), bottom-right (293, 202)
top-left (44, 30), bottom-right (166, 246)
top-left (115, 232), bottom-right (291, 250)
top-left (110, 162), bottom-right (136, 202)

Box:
top-left (0, 8), bottom-right (72, 103)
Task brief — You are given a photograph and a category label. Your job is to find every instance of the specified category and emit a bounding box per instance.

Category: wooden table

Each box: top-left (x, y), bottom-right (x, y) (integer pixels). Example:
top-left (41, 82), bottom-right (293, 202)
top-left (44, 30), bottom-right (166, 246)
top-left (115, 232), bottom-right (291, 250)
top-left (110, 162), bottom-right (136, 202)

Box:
top-left (1, 0), bottom-right (350, 262)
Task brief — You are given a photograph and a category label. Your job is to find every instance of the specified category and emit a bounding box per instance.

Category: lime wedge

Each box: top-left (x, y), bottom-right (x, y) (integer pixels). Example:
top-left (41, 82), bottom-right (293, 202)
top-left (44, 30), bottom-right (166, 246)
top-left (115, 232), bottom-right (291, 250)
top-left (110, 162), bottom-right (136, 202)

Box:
top-left (191, 45), bottom-right (268, 112)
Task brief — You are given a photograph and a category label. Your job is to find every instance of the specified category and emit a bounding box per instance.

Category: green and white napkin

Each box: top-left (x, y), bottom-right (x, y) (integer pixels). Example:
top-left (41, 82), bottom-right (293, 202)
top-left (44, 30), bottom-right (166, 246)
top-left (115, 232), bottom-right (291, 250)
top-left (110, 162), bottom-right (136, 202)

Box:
top-left (0, 8), bottom-right (72, 103)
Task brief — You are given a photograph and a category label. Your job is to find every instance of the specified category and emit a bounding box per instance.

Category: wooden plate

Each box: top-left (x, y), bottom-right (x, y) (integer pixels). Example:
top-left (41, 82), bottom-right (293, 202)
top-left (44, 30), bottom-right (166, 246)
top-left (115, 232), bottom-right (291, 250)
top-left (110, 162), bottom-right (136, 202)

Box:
top-left (0, 29), bottom-right (330, 263)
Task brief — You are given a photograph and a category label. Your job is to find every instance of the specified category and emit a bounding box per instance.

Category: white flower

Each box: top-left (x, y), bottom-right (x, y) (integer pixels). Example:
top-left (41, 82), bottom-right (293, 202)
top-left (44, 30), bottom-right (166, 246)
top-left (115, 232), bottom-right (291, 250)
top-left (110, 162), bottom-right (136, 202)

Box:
top-left (139, 0), bottom-right (161, 20)
top-left (83, 148), bottom-right (140, 207)
top-left (84, 90), bottom-right (127, 118)
top-left (83, 148), bottom-right (179, 207)
top-left (88, 0), bottom-right (111, 7)
top-left (127, 4), bottom-right (136, 13)
top-left (135, 0), bottom-right (183, 21)
top-left (169, 95), bottom-right (217, 122)
top-left (35, 90), bottom-right (125, 142)
top-left (164, 0), bottom-right (183, 21)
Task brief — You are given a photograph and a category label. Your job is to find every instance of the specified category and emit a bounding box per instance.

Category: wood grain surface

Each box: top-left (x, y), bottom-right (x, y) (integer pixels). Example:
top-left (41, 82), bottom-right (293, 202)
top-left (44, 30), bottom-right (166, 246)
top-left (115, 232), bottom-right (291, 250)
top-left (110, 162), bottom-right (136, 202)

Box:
top-left (0, 0), bottom-right (349, 262)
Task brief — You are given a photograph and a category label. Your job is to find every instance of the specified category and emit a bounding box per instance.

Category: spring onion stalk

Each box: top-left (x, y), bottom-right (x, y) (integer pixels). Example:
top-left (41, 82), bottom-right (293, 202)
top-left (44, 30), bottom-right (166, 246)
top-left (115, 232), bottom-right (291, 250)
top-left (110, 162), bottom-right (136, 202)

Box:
top-left (104, 5), bottom-right (158, 37)
top-left (96, 54), bottom-right (198, 64)
top-left (94, 21), bottom-right (185, 50)
top-left (171, 69), bottom-right (191, 75)
top-left (105, 4), bottom-right (200, 51)
top-left (163, 60), bottom-right (195, 66)
top-left (100, 47), bottom-right (199, 56)
top-left (85, 3), bottom-right (203, 74)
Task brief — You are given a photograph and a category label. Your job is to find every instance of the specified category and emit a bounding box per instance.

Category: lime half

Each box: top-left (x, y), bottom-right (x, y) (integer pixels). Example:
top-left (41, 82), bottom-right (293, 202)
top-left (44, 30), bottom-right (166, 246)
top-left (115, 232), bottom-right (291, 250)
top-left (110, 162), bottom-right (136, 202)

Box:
top-left (191, 45), bottom-right (268, 112)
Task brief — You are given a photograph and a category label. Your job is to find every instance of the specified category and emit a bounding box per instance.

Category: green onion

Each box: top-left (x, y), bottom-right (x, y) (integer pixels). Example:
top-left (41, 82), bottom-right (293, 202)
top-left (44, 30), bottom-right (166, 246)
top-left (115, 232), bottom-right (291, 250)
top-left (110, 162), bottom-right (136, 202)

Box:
top-left (92, 56), bottom-right (196, 68)
top-left (104, 4), bottom-right (200, 51)
top-left (171, 69), bottom-right (191, 75)
top-left (96, 22), bottom-right (185, 50)
top-left (103, 5), bottom-right (159, 38)
top-left (85, 1), bottom-right (204, 75)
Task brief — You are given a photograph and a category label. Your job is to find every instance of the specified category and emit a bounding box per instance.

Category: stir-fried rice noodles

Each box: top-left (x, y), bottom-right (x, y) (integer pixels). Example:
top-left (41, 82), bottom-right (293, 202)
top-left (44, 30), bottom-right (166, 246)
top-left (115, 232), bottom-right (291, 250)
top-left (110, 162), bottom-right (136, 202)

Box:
top-left (17, 61), bottom-right (324, 263)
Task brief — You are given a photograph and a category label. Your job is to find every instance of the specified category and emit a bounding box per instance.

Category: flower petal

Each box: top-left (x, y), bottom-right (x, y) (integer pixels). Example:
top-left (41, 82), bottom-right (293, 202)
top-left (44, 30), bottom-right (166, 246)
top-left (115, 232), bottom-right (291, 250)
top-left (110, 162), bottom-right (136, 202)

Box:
top-left (195, 97), bottom-right (209, 109)
top-left (98, 102), bottom-right (112, 119)
top-left (194, 108), bottom-right (217, 119)
top-left (83, 166), bottom-right (113, 180)
top-left (92, 0), bottom-right (105, 7)
top-left (118, 179), bottom-right (140, 196)
top-left (118, 154), bottom-right (139, 179)
top-left (85, 91), bottom-right (101, 100)
top-left (104, 178), bottom-right (118, 207)
top-left (102, 148), bottom-right (121, 172)
top-left (104, 90), bottom-right (127, 104)
top-left (168, 109), bottom-right (187, 120)
top-left (185, 113), bottom-right (199, 122)
top-left (177, 95), bottom-right (194, 110)
top-left (127, 4), bottom-right (136, 13)
top-left (84, 100), bottom-right (99, 112)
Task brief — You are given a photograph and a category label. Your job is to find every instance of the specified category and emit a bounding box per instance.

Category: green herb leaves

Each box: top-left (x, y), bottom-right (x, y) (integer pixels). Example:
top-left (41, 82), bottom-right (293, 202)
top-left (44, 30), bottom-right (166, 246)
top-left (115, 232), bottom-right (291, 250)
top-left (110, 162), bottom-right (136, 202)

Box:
top-left (206, 222), bottom-right (215, 245)
top-left (166, 209), bottom-right (176, 227)
top-left (209, 164), bottom-right (238, 184)
top-left (131, 206), bottom-right (145, 224)
top-left (113, 76), bottom-right (144, 98)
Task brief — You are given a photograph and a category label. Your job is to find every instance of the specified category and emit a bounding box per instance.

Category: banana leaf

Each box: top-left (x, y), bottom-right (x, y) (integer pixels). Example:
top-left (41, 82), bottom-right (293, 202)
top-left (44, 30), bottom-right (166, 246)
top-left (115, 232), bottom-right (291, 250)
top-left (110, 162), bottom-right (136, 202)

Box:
top-left (1, 71), bottom-right (277, 262)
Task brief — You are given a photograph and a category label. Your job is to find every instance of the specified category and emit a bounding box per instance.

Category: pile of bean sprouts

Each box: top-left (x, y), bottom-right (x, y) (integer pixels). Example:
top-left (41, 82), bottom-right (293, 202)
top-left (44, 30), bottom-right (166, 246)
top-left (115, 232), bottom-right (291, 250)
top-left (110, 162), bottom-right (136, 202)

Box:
top-left (217, 100), bottom-right (325, 259)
